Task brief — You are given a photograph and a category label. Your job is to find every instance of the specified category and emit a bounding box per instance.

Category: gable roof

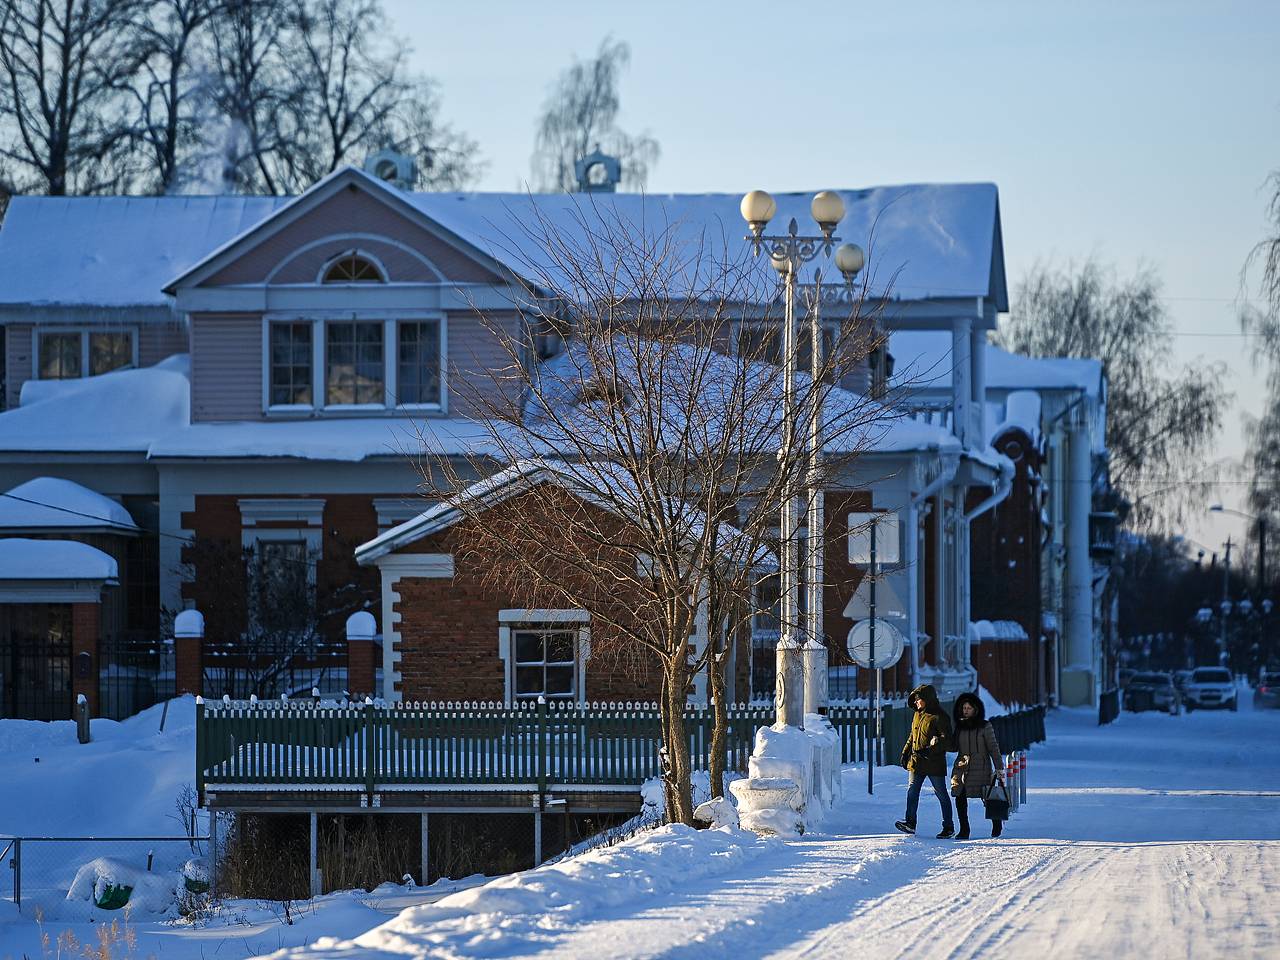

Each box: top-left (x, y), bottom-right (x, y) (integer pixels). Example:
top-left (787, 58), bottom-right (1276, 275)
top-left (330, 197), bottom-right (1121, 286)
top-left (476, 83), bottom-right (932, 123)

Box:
top-left (0, 173), bottom-right (1007, 310)
top-left (889, 331), bottom-right (1104, 397)
top-left (355, 459), bottom-right (774, 568)
top-left (162, 165), bottom-right (522, 294)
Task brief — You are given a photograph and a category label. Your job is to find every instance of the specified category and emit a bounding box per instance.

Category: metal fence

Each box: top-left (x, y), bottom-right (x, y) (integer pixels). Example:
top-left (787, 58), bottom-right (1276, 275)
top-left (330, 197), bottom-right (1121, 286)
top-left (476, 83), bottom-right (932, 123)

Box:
top-left (202, 638), bottom-right (349, 701)
top-left (0, 629), bottom-right (72, 720)
top-left (99, 633), bottom-right (176, 721)
top-left (2, 836), bottom-right (208, 915)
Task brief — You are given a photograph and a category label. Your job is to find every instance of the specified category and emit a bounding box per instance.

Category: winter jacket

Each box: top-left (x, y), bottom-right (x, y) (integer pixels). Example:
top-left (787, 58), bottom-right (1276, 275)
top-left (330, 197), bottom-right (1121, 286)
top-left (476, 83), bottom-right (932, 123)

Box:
top-left (899, 684), bottom-right (953, 776)
top-left (949, 692), bottom-right (1005, 799)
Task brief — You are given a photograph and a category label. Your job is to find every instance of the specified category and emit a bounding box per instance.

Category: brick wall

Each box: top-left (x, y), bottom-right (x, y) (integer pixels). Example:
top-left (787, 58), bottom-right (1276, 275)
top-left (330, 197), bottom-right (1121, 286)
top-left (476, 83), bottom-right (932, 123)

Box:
top-left (969, 426), bottom-right (1045, 705)
top-left (388, 486), bottom-right (665, 703)
top-left (71, 602), bottom-right (100, 714)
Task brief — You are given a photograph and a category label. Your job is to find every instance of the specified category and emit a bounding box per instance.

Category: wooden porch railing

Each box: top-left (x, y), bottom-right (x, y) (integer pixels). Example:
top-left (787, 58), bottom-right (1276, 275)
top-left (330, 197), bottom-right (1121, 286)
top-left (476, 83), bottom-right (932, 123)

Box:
top-left (195, 698), bottom-right (1046, 800)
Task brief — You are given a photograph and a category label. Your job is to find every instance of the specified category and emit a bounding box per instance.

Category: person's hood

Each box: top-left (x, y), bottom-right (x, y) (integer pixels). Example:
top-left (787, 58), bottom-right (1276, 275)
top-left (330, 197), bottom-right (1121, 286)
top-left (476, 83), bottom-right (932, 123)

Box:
top-left (953, 691), bottom-right (986, 728)
top-left (909, 683), bottom-right (943, 715)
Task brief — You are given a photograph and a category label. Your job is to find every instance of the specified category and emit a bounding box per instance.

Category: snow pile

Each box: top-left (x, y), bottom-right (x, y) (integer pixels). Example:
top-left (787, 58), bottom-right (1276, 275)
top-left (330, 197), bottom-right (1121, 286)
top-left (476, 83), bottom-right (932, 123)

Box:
top-left (276, 822), bottom-right (769, 959)
top-left (66, 857), bottom-right (181, 914)
top-left (729, 716), bottom-right (842, 837)
top-left (0, 354), bottom-right (190, 453)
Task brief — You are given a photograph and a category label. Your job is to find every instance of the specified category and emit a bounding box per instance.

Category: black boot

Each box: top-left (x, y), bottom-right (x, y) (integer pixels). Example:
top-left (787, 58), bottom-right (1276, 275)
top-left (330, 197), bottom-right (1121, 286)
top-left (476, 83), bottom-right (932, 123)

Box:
top-left (936, 825), bottom-right (955, 839)
top-left (955, 799), bottom-right (970, 840)
top-left (894, 819), bottom-right (916, 835)
top-left (991, 819), bottom-right (1003, 838)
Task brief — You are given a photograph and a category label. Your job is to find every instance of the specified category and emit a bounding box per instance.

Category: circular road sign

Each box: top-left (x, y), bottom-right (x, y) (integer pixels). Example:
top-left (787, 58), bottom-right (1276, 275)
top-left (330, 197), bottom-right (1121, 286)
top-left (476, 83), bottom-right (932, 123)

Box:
top-left (846, 618), bottom-right (906, 669)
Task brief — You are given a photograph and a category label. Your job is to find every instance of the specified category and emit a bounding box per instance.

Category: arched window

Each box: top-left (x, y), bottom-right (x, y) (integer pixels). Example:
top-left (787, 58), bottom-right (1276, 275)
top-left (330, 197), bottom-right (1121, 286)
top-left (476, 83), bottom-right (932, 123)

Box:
top-left (322, 253), bottom-right (385, 283)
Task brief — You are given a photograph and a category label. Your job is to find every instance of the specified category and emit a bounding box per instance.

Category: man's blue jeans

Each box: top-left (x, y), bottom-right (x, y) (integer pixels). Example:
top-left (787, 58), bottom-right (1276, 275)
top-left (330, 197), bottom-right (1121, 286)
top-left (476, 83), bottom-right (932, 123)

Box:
top-left (905, 772), bottom-right (953, 829)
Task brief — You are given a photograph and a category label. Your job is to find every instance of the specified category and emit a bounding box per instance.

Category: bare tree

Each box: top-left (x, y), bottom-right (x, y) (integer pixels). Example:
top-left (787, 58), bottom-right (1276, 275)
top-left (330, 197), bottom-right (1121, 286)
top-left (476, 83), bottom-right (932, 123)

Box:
top-left (1239, 170), bottom-right (1280, 590)
top-left (205, 0), bottom-right (292, 193)
top-left (0, 0), bottom-right (145, 194)
top-left (278, 0), bottom-right (481, 191)
top-left (418, 202), bottom-right (884, 823)
top-left (126, 0), bottom-right (223, 194)
top-left (997, 259), bottom-right (1228, 529)
top-left (531, 36), bottom-right (659, 193)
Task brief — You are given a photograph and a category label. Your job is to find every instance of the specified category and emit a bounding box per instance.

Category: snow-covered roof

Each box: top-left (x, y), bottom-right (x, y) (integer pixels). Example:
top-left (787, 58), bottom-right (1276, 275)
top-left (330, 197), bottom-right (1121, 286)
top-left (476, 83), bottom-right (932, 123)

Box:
top-left (0, 170), bottom-right (1005, 310)
top-left (148, 416), bottom-right (499, 462)
top-left (530, 337), bottom-right (964, 460)
top-left (890, 332), bottom-right (1104, 397)
top-left (0, 354), bottom-right (191, 453)
top-left (356, 458), bottom-right (774, 567)
top-left (0, 538), bottom-right (118, 581)
top-left (0, 478), bottom-right (139, 531)
top-left (0, 195), bottom-right (288, 308)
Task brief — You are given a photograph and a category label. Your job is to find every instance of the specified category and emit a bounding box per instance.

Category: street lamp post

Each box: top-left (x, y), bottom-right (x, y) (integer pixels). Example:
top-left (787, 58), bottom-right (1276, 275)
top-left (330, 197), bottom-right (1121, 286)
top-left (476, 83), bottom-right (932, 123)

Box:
top-left (1210, 503), bottom-right (1268, 594)
top-left (741, 189), bottom-right (864, 728)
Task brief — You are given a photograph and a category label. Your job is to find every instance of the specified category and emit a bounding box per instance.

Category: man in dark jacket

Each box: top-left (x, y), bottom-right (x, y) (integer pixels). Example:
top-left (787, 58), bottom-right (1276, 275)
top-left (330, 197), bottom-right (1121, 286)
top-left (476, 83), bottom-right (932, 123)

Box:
top-left (894, 684), bottom-right (955, 838)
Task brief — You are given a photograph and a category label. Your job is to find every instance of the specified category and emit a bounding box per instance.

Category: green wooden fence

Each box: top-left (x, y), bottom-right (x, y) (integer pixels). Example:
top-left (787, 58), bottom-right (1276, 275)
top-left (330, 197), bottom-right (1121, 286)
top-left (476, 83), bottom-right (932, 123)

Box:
top-left (195, 697), bottom-right (1045, 799)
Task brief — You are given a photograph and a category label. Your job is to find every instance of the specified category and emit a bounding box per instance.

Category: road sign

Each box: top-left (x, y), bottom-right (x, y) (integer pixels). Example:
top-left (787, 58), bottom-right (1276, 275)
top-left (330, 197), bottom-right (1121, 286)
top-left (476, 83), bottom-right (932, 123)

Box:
top-left (846, 618), bottom-right (906, 669)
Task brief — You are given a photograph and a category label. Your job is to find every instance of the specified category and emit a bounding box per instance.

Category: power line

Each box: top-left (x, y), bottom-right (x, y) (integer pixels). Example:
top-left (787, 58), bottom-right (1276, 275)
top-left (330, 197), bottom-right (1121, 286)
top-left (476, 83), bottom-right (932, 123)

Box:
top-left (0, 492), bottom-right (341, 572)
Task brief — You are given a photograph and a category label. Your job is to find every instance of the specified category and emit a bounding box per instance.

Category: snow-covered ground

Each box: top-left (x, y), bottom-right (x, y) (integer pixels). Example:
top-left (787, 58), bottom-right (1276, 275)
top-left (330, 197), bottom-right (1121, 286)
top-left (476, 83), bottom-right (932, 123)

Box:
top-left (3, 694), bottom-right (1278, 959)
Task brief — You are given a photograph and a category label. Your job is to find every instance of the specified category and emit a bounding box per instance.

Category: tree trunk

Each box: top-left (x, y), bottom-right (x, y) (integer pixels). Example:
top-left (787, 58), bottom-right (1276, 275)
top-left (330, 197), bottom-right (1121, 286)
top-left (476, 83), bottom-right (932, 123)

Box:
top-left (662, 659), bottom-right (695, 825)
top-left (707, 631), bottom-right (729, 800)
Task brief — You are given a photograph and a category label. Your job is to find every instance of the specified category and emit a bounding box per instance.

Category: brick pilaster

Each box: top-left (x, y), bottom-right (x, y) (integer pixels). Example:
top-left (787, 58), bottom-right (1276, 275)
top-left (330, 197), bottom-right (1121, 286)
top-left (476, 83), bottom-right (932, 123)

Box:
top-left (71, 602), bottom-right (100, 715)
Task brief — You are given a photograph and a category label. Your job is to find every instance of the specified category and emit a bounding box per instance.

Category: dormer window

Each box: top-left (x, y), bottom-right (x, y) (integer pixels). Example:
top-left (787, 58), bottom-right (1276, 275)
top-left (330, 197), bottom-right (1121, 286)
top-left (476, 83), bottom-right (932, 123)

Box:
top-left (264, 313), bottom-right (445, 414)
top-left (321, 253), bottom-right (385, 283)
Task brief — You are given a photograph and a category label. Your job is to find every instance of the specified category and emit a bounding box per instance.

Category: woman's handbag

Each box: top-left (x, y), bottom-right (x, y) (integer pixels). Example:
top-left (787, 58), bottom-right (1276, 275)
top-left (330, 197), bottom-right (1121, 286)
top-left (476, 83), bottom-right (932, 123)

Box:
top-left (982, 778), bottom-right (1011, 821)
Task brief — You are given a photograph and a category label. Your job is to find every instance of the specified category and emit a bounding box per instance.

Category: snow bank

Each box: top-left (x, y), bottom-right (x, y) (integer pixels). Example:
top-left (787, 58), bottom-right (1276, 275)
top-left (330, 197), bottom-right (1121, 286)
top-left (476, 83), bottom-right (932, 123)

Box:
top-left (268, 823), bottom-right (770, 959)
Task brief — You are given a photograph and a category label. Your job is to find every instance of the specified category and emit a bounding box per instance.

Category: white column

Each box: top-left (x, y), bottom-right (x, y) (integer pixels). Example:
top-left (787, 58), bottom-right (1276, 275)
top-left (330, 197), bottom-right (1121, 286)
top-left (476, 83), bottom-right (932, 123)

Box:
top-left (952, 318), bottom-right (972, 446)
top-left (970, 325), bottom-right (987, 444)
top-left (1062, 408), bottom-right (1094, 706)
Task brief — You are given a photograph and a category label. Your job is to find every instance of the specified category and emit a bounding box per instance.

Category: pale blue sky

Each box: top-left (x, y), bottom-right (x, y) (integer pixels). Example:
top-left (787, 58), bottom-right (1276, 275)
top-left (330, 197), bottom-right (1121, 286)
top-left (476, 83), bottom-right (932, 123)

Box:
top-left (387, 0), bottom-right (1279, 547)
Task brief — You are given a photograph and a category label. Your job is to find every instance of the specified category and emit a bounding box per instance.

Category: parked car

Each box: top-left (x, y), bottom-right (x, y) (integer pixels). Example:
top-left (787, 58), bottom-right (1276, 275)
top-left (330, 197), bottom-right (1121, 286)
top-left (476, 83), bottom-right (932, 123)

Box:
top-left (1183, 667), bottom-right (1238, 712)
top-left (1123, 672), bottom-right (1180, 714)
top-left (1255, 669), bottom-right (1280, 710)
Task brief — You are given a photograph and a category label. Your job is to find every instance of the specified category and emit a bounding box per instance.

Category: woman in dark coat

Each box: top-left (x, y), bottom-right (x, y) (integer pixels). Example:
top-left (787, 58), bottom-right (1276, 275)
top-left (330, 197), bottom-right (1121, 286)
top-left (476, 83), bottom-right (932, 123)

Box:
top-left (950, 692), bottom-right (1006, 839)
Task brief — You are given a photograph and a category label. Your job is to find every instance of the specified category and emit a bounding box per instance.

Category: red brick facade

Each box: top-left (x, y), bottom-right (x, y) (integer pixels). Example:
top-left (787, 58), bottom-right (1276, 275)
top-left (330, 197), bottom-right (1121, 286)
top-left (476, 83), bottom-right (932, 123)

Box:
top-left (969, 426), bottom-right (1045, 705)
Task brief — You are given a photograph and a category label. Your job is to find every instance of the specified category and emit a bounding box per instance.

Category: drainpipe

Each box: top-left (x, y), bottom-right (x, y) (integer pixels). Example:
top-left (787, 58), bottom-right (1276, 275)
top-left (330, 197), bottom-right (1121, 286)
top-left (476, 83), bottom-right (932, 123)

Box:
top-left (907, 450), bottom-right (960, 682)
top-left (963, 455), bottom-right (1015, 523)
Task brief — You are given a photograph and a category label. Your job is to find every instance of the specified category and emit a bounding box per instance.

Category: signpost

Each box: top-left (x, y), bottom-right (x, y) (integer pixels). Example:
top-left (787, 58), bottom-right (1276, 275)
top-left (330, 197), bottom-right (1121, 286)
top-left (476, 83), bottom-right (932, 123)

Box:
top-left (846, 519), bottom-right (906, 794)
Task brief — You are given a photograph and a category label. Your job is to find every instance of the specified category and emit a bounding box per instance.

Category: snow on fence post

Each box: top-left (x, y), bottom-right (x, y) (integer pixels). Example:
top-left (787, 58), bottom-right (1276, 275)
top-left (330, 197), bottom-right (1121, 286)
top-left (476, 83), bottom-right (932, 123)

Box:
top-left (346, 611), bottom-right (378, 699)
top-left (76, 693), bottom-right (90, 744)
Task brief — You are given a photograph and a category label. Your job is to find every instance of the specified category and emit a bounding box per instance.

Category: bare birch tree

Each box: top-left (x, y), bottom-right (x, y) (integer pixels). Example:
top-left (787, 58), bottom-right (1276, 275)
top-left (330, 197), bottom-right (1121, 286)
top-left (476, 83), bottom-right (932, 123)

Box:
top-left (997, 259), bottom-right (1227, 529)
top-left (530, 36), bottom-right (659, 193)
top-left (1239, 170), bottom-right (1280, 590)
top-left (415, 201), bottom-right (887, 823)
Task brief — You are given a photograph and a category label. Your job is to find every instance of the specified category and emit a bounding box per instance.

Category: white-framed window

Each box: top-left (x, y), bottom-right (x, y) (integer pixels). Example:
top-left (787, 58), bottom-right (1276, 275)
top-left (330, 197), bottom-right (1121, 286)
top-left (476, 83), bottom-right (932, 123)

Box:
top-left (497, 610), bottom-right (588, 702)
top-left (35, 328), bottom-right (137, 381)
top-left (263, 313), bottom-right (446, 415)
top-left (269, 321), bottom-right (313, 407)
top-left (325, 320), bottom-right (384, 406)
top-left (320, 252), bottom-right (386, 284)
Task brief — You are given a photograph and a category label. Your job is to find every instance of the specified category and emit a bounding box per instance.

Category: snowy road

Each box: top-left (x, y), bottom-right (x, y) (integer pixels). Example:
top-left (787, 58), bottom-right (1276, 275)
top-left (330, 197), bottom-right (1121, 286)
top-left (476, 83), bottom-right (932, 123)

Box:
top-left (270, 700), bottom-right (1280, 960)
top-left (536, 705), bottom-right (1280, 960)
top-left (4, 699), bottom-right (1278, 959)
